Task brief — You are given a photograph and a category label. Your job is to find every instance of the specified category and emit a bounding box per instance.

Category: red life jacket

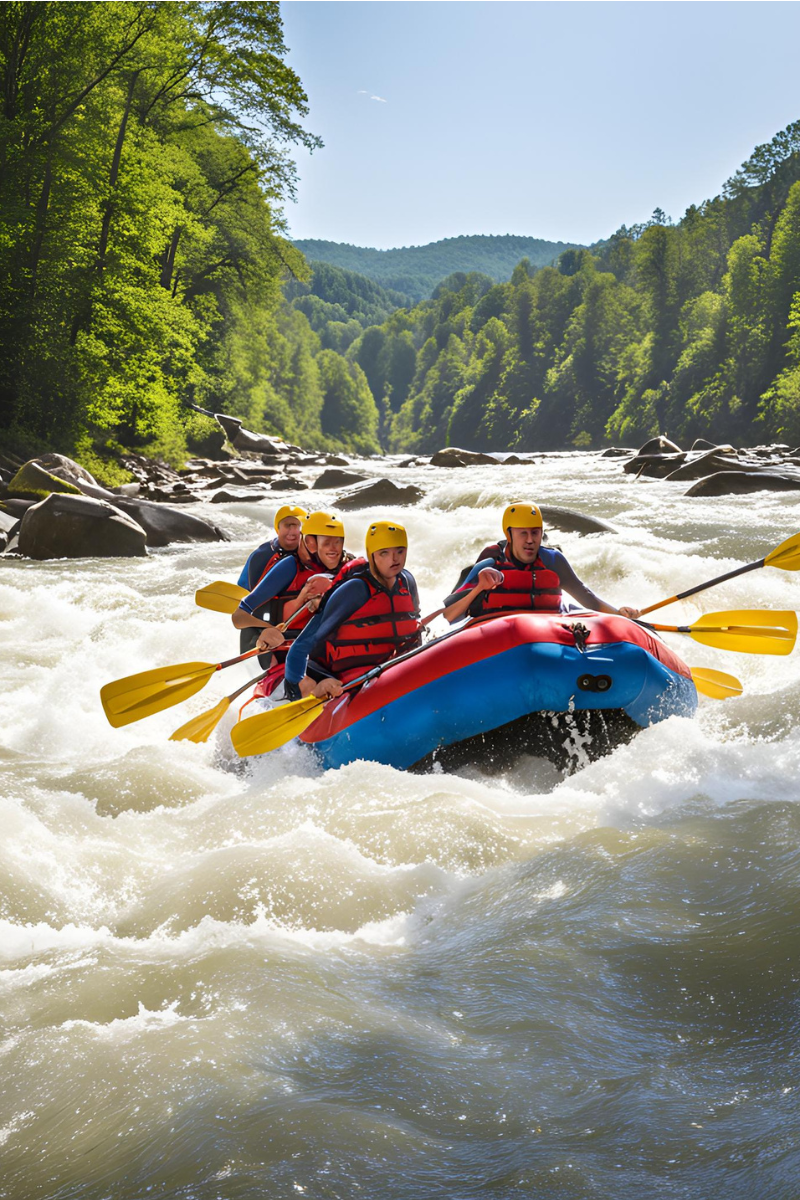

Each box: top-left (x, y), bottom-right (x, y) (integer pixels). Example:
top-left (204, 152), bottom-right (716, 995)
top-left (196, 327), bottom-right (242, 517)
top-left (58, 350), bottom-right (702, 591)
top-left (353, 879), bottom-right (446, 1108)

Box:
top-left (267, 550), bottom-right (352, 656)
top-left (319, 564), bottom-right (420, 675)
top-left (458, 549), bottom-right (562, 614)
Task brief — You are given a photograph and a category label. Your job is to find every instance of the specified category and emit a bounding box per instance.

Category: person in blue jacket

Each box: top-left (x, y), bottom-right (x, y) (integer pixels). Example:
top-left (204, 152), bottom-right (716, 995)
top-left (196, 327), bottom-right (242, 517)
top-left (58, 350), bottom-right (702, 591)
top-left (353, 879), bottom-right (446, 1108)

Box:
top-left (237, 504), bottom-right (306, 593)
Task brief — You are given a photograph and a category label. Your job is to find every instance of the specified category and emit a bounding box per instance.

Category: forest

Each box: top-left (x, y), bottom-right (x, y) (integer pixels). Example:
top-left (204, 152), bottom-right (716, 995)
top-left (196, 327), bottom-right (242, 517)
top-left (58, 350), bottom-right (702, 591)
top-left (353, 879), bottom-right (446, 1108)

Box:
top-left (2, 2), bottom-right (800, 477)
top-left (290, 234), bottom-right (579, 303)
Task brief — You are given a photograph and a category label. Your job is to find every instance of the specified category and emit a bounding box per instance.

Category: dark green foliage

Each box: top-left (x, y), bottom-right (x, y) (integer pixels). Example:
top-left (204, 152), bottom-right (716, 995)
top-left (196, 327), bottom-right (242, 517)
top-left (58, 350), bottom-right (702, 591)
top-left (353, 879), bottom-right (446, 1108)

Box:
top-left (291, 235), bottom-right (579, 303)
top-left (284, 261), bottom-right (407, 352)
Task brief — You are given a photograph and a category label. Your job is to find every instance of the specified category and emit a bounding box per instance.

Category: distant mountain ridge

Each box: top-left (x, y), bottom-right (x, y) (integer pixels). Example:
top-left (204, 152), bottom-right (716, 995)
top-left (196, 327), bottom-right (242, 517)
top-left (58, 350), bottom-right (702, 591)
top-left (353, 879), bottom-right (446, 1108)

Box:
top-left (291, 234), bottom-right (581, 302)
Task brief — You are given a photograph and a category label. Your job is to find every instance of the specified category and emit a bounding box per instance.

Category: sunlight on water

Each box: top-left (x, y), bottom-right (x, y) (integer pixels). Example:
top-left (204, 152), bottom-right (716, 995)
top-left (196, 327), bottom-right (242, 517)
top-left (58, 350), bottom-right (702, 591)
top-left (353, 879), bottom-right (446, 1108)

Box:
top-left (2, 453), bottom-right (800, 1198)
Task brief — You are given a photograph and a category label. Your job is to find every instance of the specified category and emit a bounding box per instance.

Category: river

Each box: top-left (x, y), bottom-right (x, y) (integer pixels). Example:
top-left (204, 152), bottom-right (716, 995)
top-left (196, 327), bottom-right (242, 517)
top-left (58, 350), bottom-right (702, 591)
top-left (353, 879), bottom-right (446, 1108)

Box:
top-left (2, 451), bottom-right (800, 1199)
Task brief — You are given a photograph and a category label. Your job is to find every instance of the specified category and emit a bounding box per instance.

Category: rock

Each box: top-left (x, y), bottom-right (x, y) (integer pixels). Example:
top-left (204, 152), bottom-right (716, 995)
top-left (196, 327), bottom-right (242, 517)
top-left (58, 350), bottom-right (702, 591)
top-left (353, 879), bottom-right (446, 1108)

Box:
top-left (211, 489), bottom-right (269, 504)
top-left (324, 455), bottom-right (351, 467)
top-left (0, 509), bottom-right (20, 553)
top-left (685, 471), bottom-right (800, 497)
top-left (690, 438), bottom-right (721, 452)
top-left (312, 468), bottom-right (369, 490)
top-left (623, 452), bottom-right (687, 478)
top-left (637, 435), bottom-right (682, 456)
top-left (601, 447), bottom-right (636, 457)
top-left (8, 460), bottom-right (83, 500)
top-left (112, 497), bottom-right (230, 546)
top-left (430, 447), bottom-right (498, 467)
top-left (213, 412), bottom-right (294, 456)
top-left (335, 479), bottom-right (425, 509)
top-left (397, 458), bottom-right (419, 468)
top-left (502, 455), bottom-right (525, 465)
top-left (111, 482), bottom-right (142, 497)
top-left (539, 505), bottom-right (617, 536)
top-left (31, 453), bottom-right (100, 488)
top-left (17, 493), bottom-right (147, 559)
top-left (0, 498), bottom-right (36, 518)
top-left (663, 447), bottom-right (744, 482)
top-left (270, 476), bottom-right (308, 491)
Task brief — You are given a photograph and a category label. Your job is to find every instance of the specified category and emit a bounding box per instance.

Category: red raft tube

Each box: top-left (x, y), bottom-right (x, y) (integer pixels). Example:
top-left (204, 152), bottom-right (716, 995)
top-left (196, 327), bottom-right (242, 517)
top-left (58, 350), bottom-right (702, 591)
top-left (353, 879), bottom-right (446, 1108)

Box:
top-left (266, 611), bottom-right (697, 773)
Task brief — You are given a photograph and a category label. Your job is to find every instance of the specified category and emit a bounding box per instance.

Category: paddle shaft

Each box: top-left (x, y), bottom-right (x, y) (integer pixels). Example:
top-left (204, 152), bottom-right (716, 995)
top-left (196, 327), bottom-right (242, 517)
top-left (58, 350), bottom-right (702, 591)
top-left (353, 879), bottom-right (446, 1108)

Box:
top-left (640, 558), bottom-right (765, 616)
top-left (644, 620), bottom-right (790, 636)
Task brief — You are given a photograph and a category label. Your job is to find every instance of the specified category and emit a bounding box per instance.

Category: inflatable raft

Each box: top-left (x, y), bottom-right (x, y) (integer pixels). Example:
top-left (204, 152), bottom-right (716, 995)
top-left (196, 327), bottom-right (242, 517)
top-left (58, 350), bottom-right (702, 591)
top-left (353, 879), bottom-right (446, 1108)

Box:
top-left (277, 611), bottom-right (697, 772)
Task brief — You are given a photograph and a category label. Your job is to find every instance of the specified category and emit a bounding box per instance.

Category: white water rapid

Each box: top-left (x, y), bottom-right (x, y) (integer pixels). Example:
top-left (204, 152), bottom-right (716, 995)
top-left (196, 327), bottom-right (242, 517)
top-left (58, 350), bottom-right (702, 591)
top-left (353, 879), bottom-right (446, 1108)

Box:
top-left (2, 452), bottom-right (800, 1199)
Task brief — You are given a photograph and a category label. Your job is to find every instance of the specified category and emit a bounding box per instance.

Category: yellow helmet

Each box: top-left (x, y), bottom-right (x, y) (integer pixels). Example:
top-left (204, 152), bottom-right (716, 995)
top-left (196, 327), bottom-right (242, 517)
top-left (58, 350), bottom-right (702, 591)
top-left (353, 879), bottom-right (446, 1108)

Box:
top-left (502, 502), bottom-right (542, 534)
top-left (273, 504), bottom-right (307, 533)
top-left (365, 520), bottom-right (408, 557)
top-left (303, 510), bottom-right (345, 539)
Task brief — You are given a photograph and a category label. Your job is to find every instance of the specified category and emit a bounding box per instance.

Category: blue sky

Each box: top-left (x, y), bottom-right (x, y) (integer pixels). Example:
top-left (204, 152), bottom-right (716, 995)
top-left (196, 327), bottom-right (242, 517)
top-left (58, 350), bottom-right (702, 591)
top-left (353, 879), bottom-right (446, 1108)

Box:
top-left (280, 1), bottom-right (800, 250)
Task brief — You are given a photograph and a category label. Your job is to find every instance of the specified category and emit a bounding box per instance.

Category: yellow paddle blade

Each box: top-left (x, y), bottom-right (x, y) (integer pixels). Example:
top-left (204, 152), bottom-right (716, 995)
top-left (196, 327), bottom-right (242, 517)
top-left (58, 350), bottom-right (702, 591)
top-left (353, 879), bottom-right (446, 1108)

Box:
top-left (195, 580), bottom-right (249, 614)
top-left (170, 698), bottom-right (231, 743)
top-left (765, 531), bottom-right (800, 571)
top-left (690, 667), bottom-right (743, 700)
top-left (692, 609), bottom-right (797, 655)
top-left (101, 662), bottom-right (215, 728)
top-left (231, 695), bottom-right (324, 758)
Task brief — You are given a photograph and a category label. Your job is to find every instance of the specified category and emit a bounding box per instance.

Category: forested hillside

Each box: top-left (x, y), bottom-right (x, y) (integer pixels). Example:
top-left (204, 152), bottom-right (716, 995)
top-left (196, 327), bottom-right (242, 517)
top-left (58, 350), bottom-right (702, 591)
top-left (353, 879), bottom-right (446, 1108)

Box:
top-left (0, 1), bottom-right (382, 478)
top-left (284, 263), bottom-right (406, 352)
top-left (339, 124), bottom-right (800, 452)
top-left (290, 235), bottom-right (578, 303)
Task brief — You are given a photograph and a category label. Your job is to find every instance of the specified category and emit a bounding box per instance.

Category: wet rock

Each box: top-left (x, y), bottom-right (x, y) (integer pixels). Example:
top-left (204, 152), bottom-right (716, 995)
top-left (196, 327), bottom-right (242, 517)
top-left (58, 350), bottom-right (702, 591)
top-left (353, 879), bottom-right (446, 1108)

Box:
top-left (685, 471), bottom-right (800, 497)
top-left (211, 489), bottom-right (269, 504)
top-left (312, 468), bottom-right (369, 490)
top-left (623, 452), bottom-right (687, 478)
top-left (690, 438), bottom-right (721, 452)
top-left (0, 498), bottom-right (36, 518)
top-left (335, 479), bottom-right (425, 509)
top-left (112, 497), bottom-right (229, 546)
top-left (324, 455), bottom-right (351, 467)
top-left (502, 454), bottom-right (526, 465)
top-left (663, 447), bottom-right (744, 482)
top-left (539, 505), bottom-right (617, 535)
top-left (0, 509), bottom-right (19, 552)
top-left (110, 482), bottom-right (141, 497)
top-left (8, 460), bottom-right (83, 500)
top-left (271, 476), bottom-right (308, 491)
top-left (430, 447), bottom-right (498, 467)
top-left (18, 493), bottom-right (147, 559)
top-left (637, 435), bottom-right (682, 456)
top-left (601, 447), bottom-right (634, 457)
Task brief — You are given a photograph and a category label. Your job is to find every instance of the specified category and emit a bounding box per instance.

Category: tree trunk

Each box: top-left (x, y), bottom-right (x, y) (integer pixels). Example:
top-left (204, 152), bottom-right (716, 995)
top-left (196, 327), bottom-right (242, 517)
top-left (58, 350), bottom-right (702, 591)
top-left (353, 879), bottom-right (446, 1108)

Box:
top-left (160, 225), bottom-right (182, 290)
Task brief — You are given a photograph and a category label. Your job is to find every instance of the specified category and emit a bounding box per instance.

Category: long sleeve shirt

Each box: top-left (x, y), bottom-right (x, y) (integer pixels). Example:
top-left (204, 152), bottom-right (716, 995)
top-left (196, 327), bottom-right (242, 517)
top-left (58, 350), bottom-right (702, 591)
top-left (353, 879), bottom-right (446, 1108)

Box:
top-left (237, 537), bottom-right (285, 591)
top-left (237, 554), bottom-right (298, 619)
top-left (444, 546), bottom-right (608, 612)
top-left (285, 570), bottom-right (420, 689)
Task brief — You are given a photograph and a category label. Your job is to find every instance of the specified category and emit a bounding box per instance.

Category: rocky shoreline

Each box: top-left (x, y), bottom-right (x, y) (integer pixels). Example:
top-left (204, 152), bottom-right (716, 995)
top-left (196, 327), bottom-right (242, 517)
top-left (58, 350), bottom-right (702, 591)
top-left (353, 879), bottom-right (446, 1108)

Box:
top-left (4, 412), bottom-right (796, 561)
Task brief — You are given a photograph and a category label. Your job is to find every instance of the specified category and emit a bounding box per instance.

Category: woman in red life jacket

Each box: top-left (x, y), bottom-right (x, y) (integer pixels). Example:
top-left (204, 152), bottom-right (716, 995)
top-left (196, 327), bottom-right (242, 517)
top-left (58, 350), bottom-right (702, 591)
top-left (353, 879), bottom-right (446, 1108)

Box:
top-left (231, 511), bottom-right (352, 682)
top-left (442, 502), bottom-right (641, 623)
top-left (237, 505), bottom-right (307, 594)
top-left (282, 520), bottom-right (421, 703)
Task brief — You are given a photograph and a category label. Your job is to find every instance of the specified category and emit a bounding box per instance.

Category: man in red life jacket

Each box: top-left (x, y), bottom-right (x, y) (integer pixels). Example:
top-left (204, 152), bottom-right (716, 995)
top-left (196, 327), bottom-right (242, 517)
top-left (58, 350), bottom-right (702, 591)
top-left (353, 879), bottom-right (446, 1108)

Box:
top-left (443, 502), bottom-right (641, 623)
top-left (232, 511), bottom-right (352, 682)
top-left (237, 505), bottom-right (307, 593)
top-left (282, 520), bottom-right (421, 702)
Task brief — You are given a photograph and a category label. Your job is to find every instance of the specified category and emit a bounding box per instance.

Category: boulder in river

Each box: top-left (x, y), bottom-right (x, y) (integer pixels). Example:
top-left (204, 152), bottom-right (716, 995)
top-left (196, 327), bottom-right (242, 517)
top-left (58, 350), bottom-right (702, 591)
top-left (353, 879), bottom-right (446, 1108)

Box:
top-left (312, 468), bottom-right (369, 490)
top-left (601, 447), bottom-right (636, 458)
top-left (335, 479), bottom-right (425, 509)
top-left (211, 489), bottom-right (269, 504)
top-left (8, 460), bottom-right (83, 500)
top-left (663, 447), bottom-right (744, 482)
top-left (623, 452), bottom-right (686, 478)
top-left (539, 505), bottom-right (617, 535)
top-left (430, 447), bottom-right (498, 467)
top-left (637, 435), bottom-right (682, 456)
top-left (685, 471), bottom-right (800, 497)
top-left (18, 493), bottom-right (147, 559)
top-left (690, 438), bottom-right (722, 452)
top-left (31, 453), bottom-right (101, 489)
top-left (112, 496), bottom-right (230, 546)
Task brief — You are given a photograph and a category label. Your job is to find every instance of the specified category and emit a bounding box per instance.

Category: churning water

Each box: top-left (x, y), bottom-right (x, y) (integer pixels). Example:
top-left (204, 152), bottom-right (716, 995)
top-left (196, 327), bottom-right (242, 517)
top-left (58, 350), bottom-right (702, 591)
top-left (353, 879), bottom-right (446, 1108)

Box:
top-left (2, 452), bottom-right (800, 1199)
